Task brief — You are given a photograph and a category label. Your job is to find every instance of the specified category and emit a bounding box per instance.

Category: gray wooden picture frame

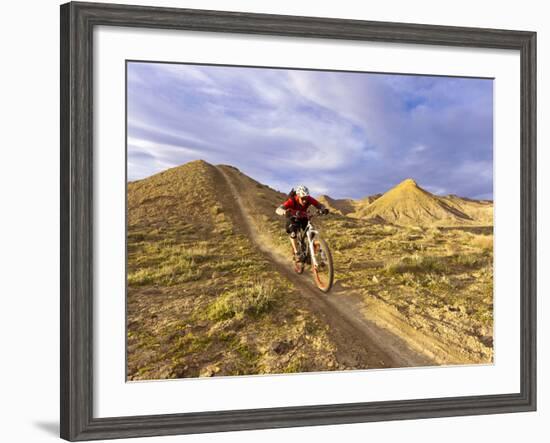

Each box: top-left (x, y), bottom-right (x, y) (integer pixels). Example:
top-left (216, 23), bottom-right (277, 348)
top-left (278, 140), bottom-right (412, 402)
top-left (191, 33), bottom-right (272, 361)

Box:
top-left (60, 1), bottom-right (537, 441)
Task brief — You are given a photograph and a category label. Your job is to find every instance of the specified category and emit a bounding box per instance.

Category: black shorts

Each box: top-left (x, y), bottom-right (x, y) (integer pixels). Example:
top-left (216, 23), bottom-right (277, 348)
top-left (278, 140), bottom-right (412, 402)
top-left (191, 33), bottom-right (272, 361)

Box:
top-left (286, 217), bottom-right (308, 238)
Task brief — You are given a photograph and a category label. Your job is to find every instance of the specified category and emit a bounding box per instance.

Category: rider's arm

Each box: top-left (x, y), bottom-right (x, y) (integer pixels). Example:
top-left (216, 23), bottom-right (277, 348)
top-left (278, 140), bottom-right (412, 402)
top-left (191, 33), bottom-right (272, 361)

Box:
top-left (307, 196), bottom-right (329, 214)
top-left (276, 198), bottom-right (294, 216)
top-left (281, 198), bottom-right (294, 209)
top-left (275, 205), bottom-right (287, 216)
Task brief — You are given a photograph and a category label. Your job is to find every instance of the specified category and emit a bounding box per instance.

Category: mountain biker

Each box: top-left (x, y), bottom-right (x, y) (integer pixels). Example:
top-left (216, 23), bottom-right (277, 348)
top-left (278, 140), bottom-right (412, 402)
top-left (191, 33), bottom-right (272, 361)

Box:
top-left (275, 185), bottom-right (329, 261)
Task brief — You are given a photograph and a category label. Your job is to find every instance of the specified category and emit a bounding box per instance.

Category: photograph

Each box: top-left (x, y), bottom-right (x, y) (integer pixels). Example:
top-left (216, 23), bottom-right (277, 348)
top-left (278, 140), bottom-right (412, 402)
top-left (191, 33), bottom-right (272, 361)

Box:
top-left (56, 1), bottom-right (538, 440)
top-left (126, 61), bottom-right (494, 381)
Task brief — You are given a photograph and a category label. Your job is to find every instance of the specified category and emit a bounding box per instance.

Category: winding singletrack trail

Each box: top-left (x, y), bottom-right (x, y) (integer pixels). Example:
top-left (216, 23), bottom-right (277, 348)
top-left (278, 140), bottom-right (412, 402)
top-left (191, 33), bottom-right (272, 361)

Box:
top-left (217, 165), bottom-right (440, 370)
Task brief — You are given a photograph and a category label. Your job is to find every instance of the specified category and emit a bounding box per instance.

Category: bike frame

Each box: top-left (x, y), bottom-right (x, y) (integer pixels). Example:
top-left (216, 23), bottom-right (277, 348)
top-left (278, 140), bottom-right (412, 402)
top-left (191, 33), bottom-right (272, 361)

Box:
top-left (300, 219), bottom-right (320, 269)
top-left (292, 211), bottom-right (333, 293)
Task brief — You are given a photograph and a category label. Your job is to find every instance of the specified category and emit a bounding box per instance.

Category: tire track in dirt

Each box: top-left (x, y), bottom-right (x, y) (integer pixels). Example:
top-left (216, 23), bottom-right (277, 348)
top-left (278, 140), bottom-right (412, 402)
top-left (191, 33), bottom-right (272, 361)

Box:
top-left (216, 166), bottom-right (436, 369)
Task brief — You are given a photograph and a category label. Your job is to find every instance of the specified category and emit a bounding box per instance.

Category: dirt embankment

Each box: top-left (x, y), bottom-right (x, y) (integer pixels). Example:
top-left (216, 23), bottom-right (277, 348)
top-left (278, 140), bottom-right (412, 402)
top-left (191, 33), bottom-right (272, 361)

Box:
top-left (216, 165), bottom-right (473, 368)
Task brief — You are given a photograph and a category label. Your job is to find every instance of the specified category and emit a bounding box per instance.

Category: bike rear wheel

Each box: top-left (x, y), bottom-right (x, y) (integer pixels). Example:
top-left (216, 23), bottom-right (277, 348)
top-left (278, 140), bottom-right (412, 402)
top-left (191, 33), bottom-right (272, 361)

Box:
top-left (311, 237), bottom-right (333, 293)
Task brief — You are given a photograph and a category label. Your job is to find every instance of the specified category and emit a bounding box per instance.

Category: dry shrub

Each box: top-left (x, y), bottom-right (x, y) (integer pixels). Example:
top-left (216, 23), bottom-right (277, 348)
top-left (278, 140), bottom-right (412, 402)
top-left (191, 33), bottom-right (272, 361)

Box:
top-left (384, 254), bottom-right (447, 275)
top-left (206, 280), bottom-right (279, 321)
top-left (470, 234), bottom-right (493, 252)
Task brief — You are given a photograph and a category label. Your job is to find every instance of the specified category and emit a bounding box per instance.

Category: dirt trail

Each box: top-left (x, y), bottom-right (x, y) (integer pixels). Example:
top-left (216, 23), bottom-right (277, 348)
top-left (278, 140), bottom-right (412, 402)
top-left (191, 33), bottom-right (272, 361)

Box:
top-left (216, 166), bottom-right (440, 369)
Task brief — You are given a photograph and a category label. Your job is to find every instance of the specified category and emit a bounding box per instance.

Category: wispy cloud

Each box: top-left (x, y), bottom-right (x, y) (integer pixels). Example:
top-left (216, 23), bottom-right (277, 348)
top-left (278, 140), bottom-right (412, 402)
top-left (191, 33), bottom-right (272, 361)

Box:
top-left (127, 62), bottom-right (493, 199)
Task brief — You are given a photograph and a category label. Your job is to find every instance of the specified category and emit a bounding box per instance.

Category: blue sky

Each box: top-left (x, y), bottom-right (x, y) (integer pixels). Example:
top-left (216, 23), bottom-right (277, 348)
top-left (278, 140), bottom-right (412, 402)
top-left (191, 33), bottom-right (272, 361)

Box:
top-left (127, 62), bottom-right (493, 200)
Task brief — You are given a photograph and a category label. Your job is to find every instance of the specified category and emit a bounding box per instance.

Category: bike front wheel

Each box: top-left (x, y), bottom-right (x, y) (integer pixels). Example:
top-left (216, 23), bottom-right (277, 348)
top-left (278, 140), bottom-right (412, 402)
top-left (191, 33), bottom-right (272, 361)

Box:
top-left (294, 258), bottom-right (305, 274)
top-left (311, 237), bottom-right (334, 293)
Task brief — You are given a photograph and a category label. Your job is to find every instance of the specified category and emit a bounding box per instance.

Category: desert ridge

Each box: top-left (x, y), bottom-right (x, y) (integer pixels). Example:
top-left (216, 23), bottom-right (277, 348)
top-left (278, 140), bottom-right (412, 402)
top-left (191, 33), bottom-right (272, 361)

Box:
top-left (129, 160), bottom-right (492, 228)
top-left (353, 178), bottom-right (492, 226)
top-left (319, 178), bottom-right (493, 226)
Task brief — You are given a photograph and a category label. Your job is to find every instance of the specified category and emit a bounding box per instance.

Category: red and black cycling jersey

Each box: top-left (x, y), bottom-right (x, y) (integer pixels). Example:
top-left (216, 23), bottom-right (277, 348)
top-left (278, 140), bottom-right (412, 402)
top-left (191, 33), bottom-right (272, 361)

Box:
top-left (281, 195), bottom-right (322, 219)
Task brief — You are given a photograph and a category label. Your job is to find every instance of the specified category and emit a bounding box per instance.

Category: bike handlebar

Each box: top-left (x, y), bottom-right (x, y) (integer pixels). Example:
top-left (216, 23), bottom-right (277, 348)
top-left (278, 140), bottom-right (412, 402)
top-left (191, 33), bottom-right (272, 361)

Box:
top-left (288, 209), bottom-right (326, 221)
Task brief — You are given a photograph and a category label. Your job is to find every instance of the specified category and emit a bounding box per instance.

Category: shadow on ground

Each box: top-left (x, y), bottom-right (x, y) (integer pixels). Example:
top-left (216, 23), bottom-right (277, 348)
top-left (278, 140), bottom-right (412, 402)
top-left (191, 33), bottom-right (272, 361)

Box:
top-left (33, 421), bottom-right (59, 437)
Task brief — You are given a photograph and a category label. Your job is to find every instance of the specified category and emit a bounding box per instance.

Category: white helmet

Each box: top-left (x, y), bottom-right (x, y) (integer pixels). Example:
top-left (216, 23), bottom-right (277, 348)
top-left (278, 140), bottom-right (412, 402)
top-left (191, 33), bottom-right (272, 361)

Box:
top-left (295, 185), bottom-right (310, 198)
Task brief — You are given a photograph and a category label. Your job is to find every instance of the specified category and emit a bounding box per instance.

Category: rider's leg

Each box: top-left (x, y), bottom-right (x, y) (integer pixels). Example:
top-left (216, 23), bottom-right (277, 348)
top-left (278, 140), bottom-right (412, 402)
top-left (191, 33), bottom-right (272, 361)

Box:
top-left (286, 224), bottom-right (300, 262)
top-left (286, 220), bottom-right (299, 256)
top-left (289, 236), bottom-right (298, 255)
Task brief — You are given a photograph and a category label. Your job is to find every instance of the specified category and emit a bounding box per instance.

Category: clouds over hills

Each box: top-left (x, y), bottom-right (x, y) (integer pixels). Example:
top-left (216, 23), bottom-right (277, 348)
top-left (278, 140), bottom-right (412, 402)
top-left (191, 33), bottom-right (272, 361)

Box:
top-left (127, 62), bottom-right (493, 199)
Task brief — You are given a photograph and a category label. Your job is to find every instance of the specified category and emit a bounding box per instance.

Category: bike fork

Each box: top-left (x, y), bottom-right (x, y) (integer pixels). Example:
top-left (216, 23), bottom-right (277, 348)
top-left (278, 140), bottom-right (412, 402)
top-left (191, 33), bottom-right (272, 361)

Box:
top-left (306, 231), bottom-right (319, 268)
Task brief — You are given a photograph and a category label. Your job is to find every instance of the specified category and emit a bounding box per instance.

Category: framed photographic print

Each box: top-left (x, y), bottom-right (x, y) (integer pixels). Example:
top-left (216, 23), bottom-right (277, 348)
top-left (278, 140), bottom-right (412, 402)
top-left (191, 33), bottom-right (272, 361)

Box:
top-left (60, 1), bottom-right (536, 441)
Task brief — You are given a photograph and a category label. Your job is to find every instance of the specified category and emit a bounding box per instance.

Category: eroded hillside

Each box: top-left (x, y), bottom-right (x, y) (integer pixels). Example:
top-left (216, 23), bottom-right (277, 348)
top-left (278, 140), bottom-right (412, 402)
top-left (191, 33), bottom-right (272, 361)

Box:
top-left (127, 160), bottom-right (494, 379)
top-left (129, 161), bottom-right (355, 379)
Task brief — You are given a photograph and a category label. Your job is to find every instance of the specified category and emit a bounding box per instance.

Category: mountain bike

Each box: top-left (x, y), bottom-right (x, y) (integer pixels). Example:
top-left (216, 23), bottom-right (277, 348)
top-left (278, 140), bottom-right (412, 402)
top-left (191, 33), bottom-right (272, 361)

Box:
top-left (290, 211), bottom-right (334, 293)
